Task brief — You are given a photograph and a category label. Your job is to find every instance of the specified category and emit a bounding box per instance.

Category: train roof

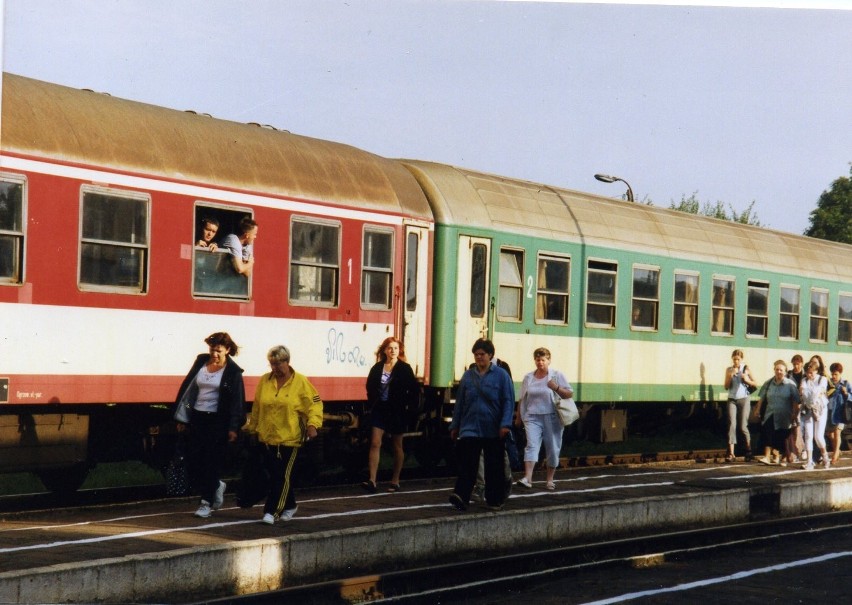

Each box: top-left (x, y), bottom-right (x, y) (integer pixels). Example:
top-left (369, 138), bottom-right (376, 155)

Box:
top-left (401, 160), bottom-right (852, 283)
top-left (1, 73), bottom-right (432, 220)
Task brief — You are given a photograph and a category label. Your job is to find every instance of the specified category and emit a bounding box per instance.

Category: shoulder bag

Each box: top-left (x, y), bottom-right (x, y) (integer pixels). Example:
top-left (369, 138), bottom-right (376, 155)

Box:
top-left (549, 371), bottom-right (579, 426)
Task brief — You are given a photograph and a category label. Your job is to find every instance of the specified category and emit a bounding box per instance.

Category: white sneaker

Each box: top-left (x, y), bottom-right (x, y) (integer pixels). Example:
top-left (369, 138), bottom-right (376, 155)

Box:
top-left (802, 462), bottom-right (814, 471)
top-left (280, 506), bottom-right (298, 520)
top-left (194, 500), bottom-right (212, 518)
top-left (261, 513), bottom-right (275, 525)
top-left (516, 477), bottom-right (533, 489)
top-left (824, 458), bottom-right (831, 470)
top-left (212, 481), bottom-right (226, 510)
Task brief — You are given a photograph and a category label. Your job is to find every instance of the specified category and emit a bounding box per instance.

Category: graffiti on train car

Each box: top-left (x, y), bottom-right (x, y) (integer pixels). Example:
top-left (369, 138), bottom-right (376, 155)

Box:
top-left (325, 328), bottom-right (368, 368)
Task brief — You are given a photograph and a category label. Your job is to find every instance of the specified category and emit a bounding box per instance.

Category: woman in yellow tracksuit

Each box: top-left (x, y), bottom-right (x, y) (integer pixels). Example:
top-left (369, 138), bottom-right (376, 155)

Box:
top-left (248, 345), bottom-right (323, 525)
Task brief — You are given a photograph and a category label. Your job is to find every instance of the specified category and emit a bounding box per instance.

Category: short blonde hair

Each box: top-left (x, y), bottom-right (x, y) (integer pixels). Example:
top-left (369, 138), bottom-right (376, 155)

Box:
top-left (267, 345), bottom-right (291, 363)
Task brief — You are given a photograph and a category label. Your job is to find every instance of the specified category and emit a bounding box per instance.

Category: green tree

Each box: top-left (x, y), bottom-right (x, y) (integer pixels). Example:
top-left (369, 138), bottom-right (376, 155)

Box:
top-left (667, 193), bottom-right (762, 226)
top-left (804, 167), bottom-right (852, 243)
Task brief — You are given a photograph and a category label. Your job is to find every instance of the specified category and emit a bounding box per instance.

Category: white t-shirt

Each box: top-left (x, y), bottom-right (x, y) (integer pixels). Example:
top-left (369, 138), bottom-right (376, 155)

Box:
top-left (193, 366), bottom-right (224, 412)
top-left (222, 233), bottom-right (252, 262)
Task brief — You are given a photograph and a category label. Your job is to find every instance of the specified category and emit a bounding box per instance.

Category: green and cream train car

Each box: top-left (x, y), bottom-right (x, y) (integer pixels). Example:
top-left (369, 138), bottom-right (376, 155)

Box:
top-left (402, 160), bottom-right (852, 415)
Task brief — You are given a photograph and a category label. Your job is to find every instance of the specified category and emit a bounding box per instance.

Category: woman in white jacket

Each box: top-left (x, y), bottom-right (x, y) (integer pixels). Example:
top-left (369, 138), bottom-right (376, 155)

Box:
top-left (514, 347), bottom-right (573, 490)
top-left (800, 360), bottom-right (830, 470)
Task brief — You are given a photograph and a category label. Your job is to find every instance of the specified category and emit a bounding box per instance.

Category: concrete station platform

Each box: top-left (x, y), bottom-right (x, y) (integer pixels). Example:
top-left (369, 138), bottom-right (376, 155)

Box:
top-left (3, 458), bottom-right (852, 604)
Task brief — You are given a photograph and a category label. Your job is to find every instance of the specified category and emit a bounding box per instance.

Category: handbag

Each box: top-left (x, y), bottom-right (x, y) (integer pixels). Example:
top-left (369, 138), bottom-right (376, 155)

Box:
top-left (547, 370), bottom-right (579, 427)
top-left (174, 399), bottom-right (192, 423)
top-left (552, 395), bottom-right (580, 427)
top-left (165, 436), bottom-right (191, 497)
top-left (744, 366), bottom-right (757, 395)
top-left (174, 381), bottom-right (197, 423)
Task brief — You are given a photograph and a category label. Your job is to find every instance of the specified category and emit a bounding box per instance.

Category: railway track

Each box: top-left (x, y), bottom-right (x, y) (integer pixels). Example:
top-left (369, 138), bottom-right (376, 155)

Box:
top-left (191, 509), bottom-right (852, 604)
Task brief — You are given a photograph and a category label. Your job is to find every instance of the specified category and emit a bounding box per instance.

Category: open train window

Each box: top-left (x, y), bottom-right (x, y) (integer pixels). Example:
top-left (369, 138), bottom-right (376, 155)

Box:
top-left (79, 186), bottom-right (149, 294)
top-left (585, 259), bottom-right (617, 328)
top-left (711, 277), bottom-right (735, 336)
top-left (192, 204), bottom-right (253, 300)
top-left (497, 248), bottom-right (524, 322)
top-left (810, 288), bottom-right (829, 343)
top-left (673, 271), bottom-right (698, 334)
top-left (289, 217), bottom-right (339, 306)
top-left (631, 265), bottom-right (659, 331)
top-left (0, 174), bottom-right (26, 285)
top-left (535, 253), bottom-right (570, 324)
top-left (746, 280), bottom-right (769, 338)
top-left (361, 226), bottom-right (393, 309)
top-left (839, 293), bottom-right (852, 345)
top-left (779, 285), bottom-right (800, 340)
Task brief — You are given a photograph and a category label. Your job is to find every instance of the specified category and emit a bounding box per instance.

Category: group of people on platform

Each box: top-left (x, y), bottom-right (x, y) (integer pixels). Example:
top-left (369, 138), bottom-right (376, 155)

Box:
top-left (171, 334), bottom-right (850, 526)
top-left (725, 349), bottom-right (851, 470)
top-left (172, 333), bottom-right (574, 524)
top-left (173, 333), bottom-right (322, 524)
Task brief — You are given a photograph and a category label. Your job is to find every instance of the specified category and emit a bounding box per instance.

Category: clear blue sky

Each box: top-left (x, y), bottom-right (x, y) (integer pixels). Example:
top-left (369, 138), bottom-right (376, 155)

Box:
top-left (2, 0), bottom-right (851, 235)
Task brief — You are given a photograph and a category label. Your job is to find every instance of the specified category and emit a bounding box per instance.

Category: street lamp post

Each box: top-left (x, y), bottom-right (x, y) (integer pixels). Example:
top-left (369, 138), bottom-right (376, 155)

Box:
top-left (594, 173), bottom-right (635, 203)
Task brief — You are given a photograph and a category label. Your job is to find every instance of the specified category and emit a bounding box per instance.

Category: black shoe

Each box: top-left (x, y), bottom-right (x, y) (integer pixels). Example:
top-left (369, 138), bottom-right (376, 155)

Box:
top-left (448, 493), bottom-right (467, 511)
top-left (361, 480), bottom-right (377, 494)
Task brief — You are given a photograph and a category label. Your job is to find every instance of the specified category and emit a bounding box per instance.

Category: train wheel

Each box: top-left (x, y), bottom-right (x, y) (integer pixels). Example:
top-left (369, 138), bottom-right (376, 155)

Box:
top-left (38, 463), bottom-right (89, 494)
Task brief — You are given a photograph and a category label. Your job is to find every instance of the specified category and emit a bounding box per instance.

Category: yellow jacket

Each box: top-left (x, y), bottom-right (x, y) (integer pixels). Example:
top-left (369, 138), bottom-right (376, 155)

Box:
top-left (249, 370), bottom-right (323, 447)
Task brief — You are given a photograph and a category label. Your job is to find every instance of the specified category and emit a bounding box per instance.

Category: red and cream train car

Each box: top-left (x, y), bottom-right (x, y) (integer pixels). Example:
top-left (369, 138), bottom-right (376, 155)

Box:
top-left (0, 74), bottom-right (433, 489)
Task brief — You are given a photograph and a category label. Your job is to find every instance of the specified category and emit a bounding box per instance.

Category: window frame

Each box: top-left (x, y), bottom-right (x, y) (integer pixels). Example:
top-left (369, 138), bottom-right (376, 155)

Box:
top-left (360, 225), bottom-right (394, 310)
top-left (469, 242), bottom-right (488, 319)
top-left (585, 258), bottom-right (618, 329)
top-left (190, 202), bottom-right (254, 301)
top-left (839, 292), bottom-right (852, 345)
top-left (496, 247), bottom-right (524, 322)
top-left (0, 172), bottom-right (27, 286)
top-left (672, 270), bottom-right (699, 334)
top-left (78, 185), bottom-right (150, 294)
top-left (534, 252), bottom-right (571, 325)
top-left (630, 264), bottom-right (660, 332)
top-left (711, 275), bottom-right (735, 336)
top-left (779, 284), bottom-right (800, 340)
top-left (809, 287), bottom-right (829, 343)
top-left (288, 216), bottom-right (341, 308)
top-left (746, 279), bottom-right (770, 339)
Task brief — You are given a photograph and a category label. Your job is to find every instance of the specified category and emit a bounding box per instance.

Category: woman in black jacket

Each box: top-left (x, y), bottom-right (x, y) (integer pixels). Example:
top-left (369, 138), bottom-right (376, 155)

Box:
top-left (174, 332), bottom-right (246, 517)
top-left (362, 336), bottom-right (419, 493)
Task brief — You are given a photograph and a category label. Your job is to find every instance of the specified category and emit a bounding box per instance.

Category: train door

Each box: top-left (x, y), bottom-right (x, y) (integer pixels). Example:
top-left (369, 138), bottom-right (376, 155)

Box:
top-left (454, 236), bottom-right (491, 379)
top-left (402, 224), bottom-right (429, 378)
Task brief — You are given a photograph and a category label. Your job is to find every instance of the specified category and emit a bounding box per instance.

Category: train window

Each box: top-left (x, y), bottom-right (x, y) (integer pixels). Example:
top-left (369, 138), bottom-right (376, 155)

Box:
top-left (289, 218), bottom-right (340, 306)
top-left (711, 277), bottom-right (734, 336)
top-left (673, 272), bottom-right (699, 333)
top-left (586, 260), bottom-right (617, 328)
top-left (535, 254), bottom-right (570, 324)
top-left (470, 243), bottom-right (487, 318)
top-left (0, 175), bottom-right (25, 285)
top-left (839, 294), bottom-right (852, 344)
top-left (631, 266), bottom-right (659, 331)
top-left (191, 205), bottom-right (253, 300)
top-left (79, 187), bottom-right (149, 293)
top-left (746, 280), bottom-right (769, 338)
top-left (779, 285), bottom-right (800, 340)
top-left (497, 249), bottom-right (524, 322)
top-left (362, 227), bottom-right (393, 309)
top-left (810, 288), bottom-right (829, 343)
top-left (405, 232), bottom-right (419, 312)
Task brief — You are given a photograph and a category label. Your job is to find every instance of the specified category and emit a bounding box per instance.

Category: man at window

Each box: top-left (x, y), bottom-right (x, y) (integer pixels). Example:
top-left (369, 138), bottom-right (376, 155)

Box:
top-left (222, 217), bottom-right (258, 277)
top-left (196, 217), bottom-right (220, 251)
